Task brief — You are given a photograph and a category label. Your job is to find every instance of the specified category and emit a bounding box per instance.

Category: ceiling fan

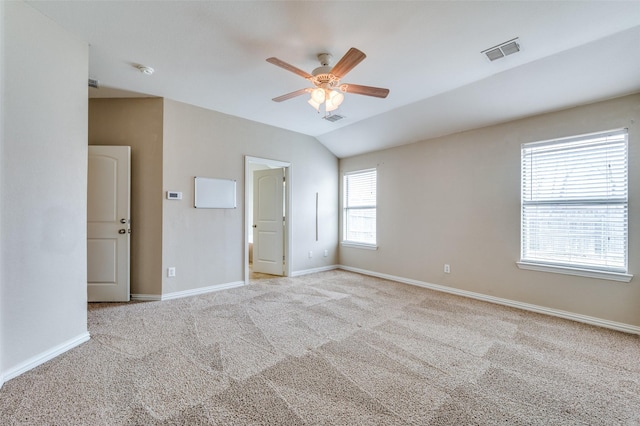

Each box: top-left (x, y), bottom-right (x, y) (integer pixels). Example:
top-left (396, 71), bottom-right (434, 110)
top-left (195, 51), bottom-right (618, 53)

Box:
top-left (266, 47), bottom-right (389, 114)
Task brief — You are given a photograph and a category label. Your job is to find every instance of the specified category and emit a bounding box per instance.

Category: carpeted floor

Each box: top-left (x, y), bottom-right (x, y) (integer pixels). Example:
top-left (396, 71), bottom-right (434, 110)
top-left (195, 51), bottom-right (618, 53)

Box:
top-left (1, 270), bottom-right (639, 425)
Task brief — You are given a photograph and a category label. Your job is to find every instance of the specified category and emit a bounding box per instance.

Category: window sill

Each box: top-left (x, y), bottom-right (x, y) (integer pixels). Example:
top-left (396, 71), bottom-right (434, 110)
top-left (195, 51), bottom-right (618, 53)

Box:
top-left (341, 242), bottom-right (378, 251)
top-left (516, 261), bottom-right (633, 283)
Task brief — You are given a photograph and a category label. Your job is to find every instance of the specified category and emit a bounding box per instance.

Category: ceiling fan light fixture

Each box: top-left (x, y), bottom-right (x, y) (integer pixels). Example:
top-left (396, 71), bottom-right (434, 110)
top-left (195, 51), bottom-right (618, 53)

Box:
top-left (309, 89), bottom-right (344, 113)
top-left (329, 90), bottom-right (344, 107)
top-left (311, 88), bottom-right (326, 103)
top-left (307, 98), bottom-right (321, 112)
top-left (267, 47), bottom-right (389, 117)
top-left (325, 100), bottom-right (339, 112)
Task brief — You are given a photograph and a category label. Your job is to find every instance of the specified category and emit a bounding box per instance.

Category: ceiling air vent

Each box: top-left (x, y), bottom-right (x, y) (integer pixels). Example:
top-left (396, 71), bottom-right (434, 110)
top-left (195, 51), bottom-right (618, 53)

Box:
top-left (323, 114), bottom-right (345, 122)
top-left (482, 38), bottom-right (520, 61)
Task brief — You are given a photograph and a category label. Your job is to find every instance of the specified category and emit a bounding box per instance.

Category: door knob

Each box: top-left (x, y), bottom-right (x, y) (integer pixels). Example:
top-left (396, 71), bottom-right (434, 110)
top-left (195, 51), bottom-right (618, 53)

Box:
top-left (118, 229), bottom-right (126, 234)
top-left (120, 218), bottom-right (127, 224)
top-left (253, 224), bottom-right (257, 228)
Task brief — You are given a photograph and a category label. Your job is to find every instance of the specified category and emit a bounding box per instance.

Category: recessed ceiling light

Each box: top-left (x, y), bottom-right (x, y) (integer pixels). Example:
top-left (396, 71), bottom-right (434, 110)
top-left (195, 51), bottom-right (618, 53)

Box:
top-left (135, 64), bottom-right (154, 75)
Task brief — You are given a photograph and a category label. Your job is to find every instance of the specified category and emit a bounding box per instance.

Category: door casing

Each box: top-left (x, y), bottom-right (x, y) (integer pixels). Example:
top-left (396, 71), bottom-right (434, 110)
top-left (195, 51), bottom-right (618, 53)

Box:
top-left (244, 156), bottom-right (291, 283)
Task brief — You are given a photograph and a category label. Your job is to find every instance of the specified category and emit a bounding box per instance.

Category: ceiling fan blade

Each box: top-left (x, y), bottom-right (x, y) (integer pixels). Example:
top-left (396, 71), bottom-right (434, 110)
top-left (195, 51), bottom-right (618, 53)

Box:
top-left (340, 84), bottom-right (389, 98)
top-left (266, 57), bottom-right (314, 80)
top-left (272, 88), bottom-right (310, 102)
top-left (330, 48), bottom-right (366, 79)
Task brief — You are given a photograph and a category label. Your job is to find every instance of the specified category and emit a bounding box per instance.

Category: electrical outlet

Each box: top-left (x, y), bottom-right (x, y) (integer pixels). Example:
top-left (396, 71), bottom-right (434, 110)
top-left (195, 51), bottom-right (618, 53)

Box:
top-left (308, 251), bottom-right (313, 258)
top-left (167, 267), bottom-right (176, 277)
top-left (324, 249), bottom-right (328, 257)
top-left (444, 264), bottom-right (450, 274)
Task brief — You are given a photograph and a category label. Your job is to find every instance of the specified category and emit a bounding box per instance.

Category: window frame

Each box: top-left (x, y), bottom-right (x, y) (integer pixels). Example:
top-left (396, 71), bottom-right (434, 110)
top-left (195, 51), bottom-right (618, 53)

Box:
top-left (517, 128), bottom-right (632, 282)
top-left (342, 168), bottom-right (378, 249)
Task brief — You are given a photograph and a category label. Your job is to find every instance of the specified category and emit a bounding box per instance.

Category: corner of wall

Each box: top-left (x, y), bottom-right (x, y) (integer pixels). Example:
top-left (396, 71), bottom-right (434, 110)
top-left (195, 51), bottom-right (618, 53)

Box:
top-left (0, 0), bottom-right (6, 385)
top-left (160, 99), bottom-right (339, 294)
top-left (2, 0), bottom-right (89, 381)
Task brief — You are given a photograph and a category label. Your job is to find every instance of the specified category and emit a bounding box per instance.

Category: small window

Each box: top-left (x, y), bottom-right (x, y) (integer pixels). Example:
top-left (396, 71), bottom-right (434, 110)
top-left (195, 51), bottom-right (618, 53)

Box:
top-left (520, 129), bottom-right (629, 278)
top-left (343, 169), bottom-right (377, 246)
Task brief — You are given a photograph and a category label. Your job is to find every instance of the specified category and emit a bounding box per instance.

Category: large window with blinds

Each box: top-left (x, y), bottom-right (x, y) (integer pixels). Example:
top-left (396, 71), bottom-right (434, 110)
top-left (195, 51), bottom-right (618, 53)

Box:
top-left (343, 169), bottom-right (377, 246)
top-left (519, 129), bottom-right (629, 279)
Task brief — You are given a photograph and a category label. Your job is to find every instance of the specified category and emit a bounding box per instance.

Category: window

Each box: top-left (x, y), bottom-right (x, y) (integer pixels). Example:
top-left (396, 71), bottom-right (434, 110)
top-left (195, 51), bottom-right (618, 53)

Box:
top-left (519, 129), bottom-right (631, 281)
top-left (343, 169), bottom-right (377, 247)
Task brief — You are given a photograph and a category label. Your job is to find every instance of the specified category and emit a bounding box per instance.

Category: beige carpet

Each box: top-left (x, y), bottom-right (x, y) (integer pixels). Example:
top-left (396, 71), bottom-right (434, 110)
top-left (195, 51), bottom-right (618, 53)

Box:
top-left (1, 270), bottom-right (639, 425)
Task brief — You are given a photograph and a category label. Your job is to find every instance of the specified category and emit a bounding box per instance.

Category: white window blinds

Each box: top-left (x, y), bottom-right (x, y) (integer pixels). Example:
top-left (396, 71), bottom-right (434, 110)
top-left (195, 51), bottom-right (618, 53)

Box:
top-left (343, 169), bottom-right (377, 245)
top-left (521, 129), bottom-right (628, 272)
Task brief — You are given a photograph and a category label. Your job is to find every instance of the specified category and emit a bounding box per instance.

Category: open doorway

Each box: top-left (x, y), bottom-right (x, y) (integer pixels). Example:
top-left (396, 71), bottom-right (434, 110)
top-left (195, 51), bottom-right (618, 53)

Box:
top-left (244, 156), bottom-right (291, 284)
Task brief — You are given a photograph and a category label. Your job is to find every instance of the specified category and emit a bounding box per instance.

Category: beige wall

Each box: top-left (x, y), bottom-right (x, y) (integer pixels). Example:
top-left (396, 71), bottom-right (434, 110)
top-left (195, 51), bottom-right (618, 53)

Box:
top-left (162, 99), bottom-right (339, 294)
top-left (1, 1), bottom-right (89, 379)
top-left (88, 98), bottom-right (164, 296)
top-left (88, 97), bottom-right (339, 298)
top-left (340, 94), bottom-right (640, 327)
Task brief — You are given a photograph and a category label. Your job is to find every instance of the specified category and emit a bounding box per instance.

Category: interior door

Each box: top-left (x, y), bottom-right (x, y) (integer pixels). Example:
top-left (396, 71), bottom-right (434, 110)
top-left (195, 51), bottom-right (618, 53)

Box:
top-left (87, 145), bottom-right (131, 302)
top-left (252, 168), bottom-right (285, 275)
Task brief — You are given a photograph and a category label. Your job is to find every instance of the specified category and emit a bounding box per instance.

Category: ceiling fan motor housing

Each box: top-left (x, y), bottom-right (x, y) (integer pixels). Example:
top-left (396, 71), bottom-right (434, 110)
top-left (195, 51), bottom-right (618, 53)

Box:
top-left (312, 73), bottom-right (339, 89)
top-left (312, 53), bottom-right (337, 86)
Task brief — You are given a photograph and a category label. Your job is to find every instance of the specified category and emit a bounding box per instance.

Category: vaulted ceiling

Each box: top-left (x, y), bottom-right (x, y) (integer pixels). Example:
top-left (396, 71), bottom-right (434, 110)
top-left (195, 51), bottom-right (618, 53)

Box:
top-left (28, 1), bottom-right (640, 158)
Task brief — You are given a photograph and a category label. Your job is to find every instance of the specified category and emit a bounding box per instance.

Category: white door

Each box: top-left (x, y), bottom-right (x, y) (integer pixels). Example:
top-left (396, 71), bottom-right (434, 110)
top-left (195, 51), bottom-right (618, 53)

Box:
top-left (252, 168), bottom-right (285, 275)
top-left (87, 146), bottom-right (131, 302)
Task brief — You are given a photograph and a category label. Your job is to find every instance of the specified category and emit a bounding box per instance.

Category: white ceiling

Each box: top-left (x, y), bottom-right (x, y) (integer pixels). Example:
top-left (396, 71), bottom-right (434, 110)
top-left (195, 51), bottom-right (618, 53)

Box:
top-left (28, 1), bottom-right (640, 158)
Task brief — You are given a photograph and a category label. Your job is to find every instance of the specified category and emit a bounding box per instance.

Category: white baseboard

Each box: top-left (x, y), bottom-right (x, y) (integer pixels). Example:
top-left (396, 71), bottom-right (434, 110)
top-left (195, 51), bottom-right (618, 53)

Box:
top-left (132, 281), bottom-right (246, 302)
top-left (339, 265), bottom-right (640, 335)
top-left (161, 281), bottom-right (245, 301)
top-left (130, 293), bottom-right (162, 301)
top-left (291, 265), bottom-right (339, 277)
top-left (1, 332), bottom-right (91, 385)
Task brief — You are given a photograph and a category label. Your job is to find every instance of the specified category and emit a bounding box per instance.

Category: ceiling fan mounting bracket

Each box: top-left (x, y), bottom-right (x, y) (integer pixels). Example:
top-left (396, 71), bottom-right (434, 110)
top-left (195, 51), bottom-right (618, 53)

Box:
top-left (317, 53), bottom-right (332, 66)
top-left (311, 53), bottom-right (334, 77)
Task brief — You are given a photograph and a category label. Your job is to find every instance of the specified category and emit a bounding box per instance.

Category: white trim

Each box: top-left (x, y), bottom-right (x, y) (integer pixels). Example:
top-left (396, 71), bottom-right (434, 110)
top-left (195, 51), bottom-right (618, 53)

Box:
top-left (521, 127), bottom-right (627, 149)
top-left (130, 294), bottom-right (162, 301)
top-left (161, 281), bottom-right (245, 301)
top-left (516, 261), bottom-right (633, 283)
top-left (339, 265), bottom-right (640, 335)
top-left (244, 156), bottom-right (292, 285)
top-left (244, 156), bottom-right (290, 167)
top-left (291, 265), bottom-right (339, 277)
top-left (341, 242), bottom-right (378, 250)
top-left (131, 280), bottom-right (245, 302)
top-left (520, 129), bottom-right (629, 278)
top-left (2, 332), bottom-right (90, 383)
top-left (342, 168), bottom-right (377, 248)
top-left (343, 167), bottom-right (377, 177)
